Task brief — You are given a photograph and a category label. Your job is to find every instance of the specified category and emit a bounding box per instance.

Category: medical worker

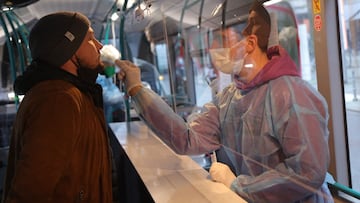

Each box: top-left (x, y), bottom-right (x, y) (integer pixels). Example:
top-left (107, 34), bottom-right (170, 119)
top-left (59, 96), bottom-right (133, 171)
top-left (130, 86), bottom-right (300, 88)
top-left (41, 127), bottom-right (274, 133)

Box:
top-left (112, 1), bottom-right (334, 202)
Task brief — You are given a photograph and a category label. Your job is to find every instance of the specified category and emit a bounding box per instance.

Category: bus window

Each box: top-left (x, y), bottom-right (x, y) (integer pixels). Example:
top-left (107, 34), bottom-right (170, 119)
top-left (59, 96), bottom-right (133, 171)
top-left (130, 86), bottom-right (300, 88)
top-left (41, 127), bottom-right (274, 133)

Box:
top-left (266, 1), bottom-right (318, 88)
top-left (155, 42), bottom-right (171, 96)
top-left (338, 0), bottom-right (360, 193)
top-left (267, 1), bottom-right (300, 71)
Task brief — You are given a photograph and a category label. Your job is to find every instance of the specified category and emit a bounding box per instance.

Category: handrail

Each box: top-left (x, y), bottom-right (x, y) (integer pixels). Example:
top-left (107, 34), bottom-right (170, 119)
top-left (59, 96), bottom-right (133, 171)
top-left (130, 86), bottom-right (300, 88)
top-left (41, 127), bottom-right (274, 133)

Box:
top-left (7, 11), bottom-right (31, 64)
top-left (103, 15), bottom-right (112, 45)
top-left (328, 182), bottom-right (360, 200)
top-left (0, 13), bottom-right (16, 84)
top-left (119, 0), bottom-right (132, 123)
top-left (0, 13), bottom-right (19, 107)
top-left (4, 12), bottom-right (26, 73)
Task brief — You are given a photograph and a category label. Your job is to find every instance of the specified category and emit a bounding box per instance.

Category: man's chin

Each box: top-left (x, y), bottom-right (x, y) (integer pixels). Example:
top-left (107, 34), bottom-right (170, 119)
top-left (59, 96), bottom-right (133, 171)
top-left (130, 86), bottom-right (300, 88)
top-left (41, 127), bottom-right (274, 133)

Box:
top-left (96, 64), bottom-right (106, 74)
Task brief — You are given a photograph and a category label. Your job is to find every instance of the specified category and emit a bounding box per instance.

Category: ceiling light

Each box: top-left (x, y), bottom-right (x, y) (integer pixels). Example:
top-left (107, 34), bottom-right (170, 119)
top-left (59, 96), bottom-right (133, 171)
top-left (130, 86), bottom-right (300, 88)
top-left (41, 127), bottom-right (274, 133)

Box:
top-left (211, 3), bottom-right (223, 16)
top-left (264, 0), bottom-right (282, 6)
top-left (1, 7), bottom-right (12, 11)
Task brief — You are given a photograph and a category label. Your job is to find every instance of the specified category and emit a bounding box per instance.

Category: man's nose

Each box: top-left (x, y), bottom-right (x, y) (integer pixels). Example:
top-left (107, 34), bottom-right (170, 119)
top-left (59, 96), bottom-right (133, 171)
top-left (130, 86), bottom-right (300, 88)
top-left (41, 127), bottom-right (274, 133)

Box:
top-left (95, 39), bottom-right (103, 50)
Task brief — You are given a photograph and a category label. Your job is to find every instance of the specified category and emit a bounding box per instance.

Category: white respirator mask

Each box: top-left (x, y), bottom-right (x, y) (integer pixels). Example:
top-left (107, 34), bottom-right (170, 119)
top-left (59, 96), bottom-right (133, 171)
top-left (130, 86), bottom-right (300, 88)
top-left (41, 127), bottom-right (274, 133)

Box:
top-left (209, 39), bottom-right (252, 74)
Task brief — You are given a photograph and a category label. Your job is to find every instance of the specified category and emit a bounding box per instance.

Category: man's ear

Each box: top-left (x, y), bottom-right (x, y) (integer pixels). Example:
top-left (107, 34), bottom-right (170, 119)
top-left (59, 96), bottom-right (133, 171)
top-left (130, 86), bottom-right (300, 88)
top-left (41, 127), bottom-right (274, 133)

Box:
top-left (246, 34), bottom-right (257, 53)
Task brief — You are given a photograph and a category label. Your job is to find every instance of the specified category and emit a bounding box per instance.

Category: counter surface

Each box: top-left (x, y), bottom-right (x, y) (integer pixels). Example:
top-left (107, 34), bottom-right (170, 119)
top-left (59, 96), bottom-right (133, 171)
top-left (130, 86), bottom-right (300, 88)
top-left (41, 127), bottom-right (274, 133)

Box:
top-left (109, 121), bottom-right (247, 203)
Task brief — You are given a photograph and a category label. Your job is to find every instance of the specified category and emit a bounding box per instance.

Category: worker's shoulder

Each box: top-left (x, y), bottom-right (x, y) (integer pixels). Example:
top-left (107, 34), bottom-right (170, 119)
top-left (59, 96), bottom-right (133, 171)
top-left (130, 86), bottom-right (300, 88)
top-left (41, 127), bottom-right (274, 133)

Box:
top-left (269, 75), bottom-right (313, 91)
top-left (269, 76), bottom-right (327, 105)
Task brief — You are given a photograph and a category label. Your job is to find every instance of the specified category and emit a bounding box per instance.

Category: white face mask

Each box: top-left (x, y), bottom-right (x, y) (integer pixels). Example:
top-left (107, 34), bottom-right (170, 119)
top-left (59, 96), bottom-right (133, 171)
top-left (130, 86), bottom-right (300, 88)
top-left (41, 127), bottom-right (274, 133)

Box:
top-left (209, 48), bottom-right (243, 74)
top-left (209, 39), bottom-right (250, 74)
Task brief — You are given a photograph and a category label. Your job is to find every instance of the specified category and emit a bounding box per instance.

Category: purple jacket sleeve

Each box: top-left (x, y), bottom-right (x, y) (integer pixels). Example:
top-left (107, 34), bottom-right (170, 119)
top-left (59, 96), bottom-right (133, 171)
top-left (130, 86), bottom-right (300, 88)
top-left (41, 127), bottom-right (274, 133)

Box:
top-left (131, 87), bottom-right (221, 155)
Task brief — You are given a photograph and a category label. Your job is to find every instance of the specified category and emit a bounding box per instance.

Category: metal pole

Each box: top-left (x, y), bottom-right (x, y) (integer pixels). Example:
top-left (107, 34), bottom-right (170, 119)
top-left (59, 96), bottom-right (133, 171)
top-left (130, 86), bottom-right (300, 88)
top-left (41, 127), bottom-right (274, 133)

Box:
top-left (119, 0), bottom-right (132, 124)
top-left (0, 13), bottom-right (19, 107)
top-left (162, 15), bottom-right (177, 112)
top-left (5, 12), bottom-right (26, 73)
top-left (8, 11), bottom-right (31, 64)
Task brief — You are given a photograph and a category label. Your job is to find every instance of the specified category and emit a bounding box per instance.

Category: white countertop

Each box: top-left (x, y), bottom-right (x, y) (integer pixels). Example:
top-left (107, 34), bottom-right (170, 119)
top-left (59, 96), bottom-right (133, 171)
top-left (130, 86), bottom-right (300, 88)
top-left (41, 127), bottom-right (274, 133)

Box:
top-left (109, 121), bottom-right (247, 203)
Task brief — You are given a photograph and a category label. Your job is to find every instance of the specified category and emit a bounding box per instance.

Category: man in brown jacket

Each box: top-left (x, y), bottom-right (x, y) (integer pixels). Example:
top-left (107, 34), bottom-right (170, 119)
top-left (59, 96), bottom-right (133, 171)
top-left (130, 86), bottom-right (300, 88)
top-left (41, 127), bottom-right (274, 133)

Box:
top-left (3, 12), bottom-right (113, 202)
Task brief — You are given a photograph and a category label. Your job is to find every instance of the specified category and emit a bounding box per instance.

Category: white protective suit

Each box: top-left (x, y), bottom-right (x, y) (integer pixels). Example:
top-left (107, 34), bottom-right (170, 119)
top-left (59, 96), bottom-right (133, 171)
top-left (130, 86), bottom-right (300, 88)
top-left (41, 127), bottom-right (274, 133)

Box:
top-left (131, 47), bottom-right (333, 203)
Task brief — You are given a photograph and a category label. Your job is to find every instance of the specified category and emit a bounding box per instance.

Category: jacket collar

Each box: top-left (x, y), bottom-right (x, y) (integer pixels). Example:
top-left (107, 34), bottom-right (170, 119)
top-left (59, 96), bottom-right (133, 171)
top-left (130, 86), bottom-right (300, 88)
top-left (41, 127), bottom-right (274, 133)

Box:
top-left (14, 60), bottom-right (103, 107)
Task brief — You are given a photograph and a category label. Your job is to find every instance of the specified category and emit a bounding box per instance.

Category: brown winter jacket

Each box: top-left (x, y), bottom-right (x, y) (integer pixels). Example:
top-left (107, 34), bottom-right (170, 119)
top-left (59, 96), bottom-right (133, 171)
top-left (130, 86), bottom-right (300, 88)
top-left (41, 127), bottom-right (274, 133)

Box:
top-left (3, 79), bottom-right (113, 203)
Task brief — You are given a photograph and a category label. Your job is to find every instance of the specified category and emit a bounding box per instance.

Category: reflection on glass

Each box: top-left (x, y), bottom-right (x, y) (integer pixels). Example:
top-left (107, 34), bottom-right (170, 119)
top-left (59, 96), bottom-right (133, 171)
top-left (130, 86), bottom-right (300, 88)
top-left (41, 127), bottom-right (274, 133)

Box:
top-left (155, 43), bottom-right (171, 96)
top-left (280, 0), bottom-right (317, 88)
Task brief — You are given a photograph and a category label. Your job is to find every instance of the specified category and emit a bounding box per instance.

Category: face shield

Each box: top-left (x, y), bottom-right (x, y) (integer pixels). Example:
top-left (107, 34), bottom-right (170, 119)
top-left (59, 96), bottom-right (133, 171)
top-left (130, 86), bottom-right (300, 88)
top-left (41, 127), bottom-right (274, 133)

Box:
top-left (209, 39), bottom-right (247, 74)
top-left (241, 1), bottom-right (271, 52)
top-left (242, 1), bottom-right (279, 58)
top-left (209, 28), bottom-right (249, 75)
top-left (209, 2), bottom-right (278, 76)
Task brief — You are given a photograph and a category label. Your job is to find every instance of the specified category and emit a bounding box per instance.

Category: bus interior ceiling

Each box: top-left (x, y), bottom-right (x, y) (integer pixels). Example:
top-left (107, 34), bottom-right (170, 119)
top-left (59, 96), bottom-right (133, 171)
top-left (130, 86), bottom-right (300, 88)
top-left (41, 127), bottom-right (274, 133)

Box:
top-left (0, 0), bottom-right (256, 40)
top-left (0, 0), bottom-right (257, 108)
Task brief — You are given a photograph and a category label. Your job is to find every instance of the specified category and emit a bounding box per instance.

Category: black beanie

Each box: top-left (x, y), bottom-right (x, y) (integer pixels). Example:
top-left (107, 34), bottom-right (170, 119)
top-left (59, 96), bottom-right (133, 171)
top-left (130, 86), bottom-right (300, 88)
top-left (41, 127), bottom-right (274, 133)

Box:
top-left (29, 11), bottom-right (90, 67)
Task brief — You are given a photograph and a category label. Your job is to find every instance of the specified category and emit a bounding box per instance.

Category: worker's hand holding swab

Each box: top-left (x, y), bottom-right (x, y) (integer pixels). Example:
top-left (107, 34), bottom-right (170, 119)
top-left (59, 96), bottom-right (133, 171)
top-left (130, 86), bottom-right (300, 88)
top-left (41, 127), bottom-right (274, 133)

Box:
top-left (115, 60), bottom-right (142, 95)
